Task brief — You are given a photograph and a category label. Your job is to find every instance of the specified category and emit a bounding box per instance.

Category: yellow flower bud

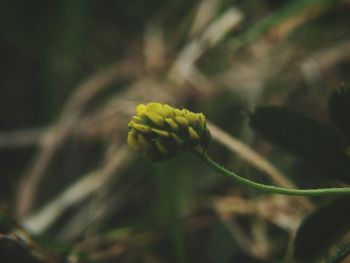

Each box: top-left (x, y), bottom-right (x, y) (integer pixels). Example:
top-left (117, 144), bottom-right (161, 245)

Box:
top-left (127, 102), bottom-right (211, 162)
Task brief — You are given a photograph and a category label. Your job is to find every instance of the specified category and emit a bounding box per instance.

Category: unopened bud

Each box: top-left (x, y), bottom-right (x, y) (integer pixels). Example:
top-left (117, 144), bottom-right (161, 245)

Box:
top-left (127, 102), bottom-right (211, 162)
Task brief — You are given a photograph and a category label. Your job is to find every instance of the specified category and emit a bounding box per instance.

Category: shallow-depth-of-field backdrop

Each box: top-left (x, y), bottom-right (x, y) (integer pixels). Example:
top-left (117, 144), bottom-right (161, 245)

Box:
top-left (1, 0), bottom-right (350, 262)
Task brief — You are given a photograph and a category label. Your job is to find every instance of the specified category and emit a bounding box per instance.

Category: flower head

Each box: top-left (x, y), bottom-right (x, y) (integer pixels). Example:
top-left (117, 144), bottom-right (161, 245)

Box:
top-left (127, 102), bottom-right (211, 162)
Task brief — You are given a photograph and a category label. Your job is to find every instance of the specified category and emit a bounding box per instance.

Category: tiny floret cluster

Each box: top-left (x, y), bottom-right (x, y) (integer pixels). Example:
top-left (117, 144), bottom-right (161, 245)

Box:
top-left (127, 102), bottom-right (211, 161)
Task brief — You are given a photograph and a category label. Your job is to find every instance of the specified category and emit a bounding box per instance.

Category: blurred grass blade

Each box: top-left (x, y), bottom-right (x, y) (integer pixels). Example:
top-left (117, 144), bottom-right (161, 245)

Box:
top-left (250, 106), bottom-right (350, 183)
top-left (326, 241), bottom-right (350, 263)
top-left (293, 197), bottom-right (350, 262)
top-left (154, 163), bottom-right (188, 263)
top-left (230, 0), bottom-right (338, 49)
top-left (328, 85), bottom-right (350, 144)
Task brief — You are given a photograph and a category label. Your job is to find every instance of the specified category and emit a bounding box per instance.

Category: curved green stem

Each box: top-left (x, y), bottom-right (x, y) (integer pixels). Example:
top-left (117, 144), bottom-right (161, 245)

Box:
top-left (194, 151), bottom-right (350, 196)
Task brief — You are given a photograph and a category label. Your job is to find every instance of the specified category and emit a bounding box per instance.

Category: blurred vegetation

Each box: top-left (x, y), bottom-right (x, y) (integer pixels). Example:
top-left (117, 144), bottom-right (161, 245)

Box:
top-left (0, 0), bottom-right (350, 262)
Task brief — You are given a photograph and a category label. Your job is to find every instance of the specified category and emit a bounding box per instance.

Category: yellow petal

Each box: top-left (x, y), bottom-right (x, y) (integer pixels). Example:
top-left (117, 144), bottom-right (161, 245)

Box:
top-left (171, 133), bottom-right (184, 146)
top-left (127, 132), bottom-right (142, 152)
top-left (186, 112), bottom-right (199, 126)
top-left (175, 116), bottom-right (189, 128)
top-left (148, 103), bottom-right (173, 117)
top-left (146, 102), bottom-right (163, 113)
top-left (144, 112), bottom-right (164, 127)
top-left (163, 104), bottom-right (175, 117)
top-left (128, 121), bottom-right (134, 128)
top-left (136, 104), bottom-right (147, 115)
top-left (151, 128), bottom-right (170, 138)
top-left (188, 127), bottom-right (200, 142)
top-left (132, 116), bottom-right (143, 123)
top-left (165, 118), bottom-right (179, 132)
top-left (132, 123), bottom-right (151, 133)
top-left (198, 113), bottom-right (206, 129)
top-left (173, 109), bottom-right (183, 116)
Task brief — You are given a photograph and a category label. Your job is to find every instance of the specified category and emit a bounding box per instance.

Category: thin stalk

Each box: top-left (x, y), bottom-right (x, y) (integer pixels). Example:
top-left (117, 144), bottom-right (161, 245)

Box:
top-left (194, 151), bottom-right (350, 197)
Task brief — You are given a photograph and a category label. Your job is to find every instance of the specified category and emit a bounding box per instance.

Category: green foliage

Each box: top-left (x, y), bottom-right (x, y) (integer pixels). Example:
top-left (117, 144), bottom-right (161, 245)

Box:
top-left (250, 106), bottom-right (350, 183)
top-left (153, 160), bottom-right (190, 263)
top-left (293, 197), bottom-right (350, 262)
top-left (230, 0), bottom-right (338, 50)
top-left (250, 87), bottom-right (350, 262)
top-left (328, 85), bottom-right (350, 145)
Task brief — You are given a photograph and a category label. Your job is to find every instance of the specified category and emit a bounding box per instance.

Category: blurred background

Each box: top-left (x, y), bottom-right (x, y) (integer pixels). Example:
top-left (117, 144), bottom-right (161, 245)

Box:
top-left (1, 0), bottom-right (350, 262)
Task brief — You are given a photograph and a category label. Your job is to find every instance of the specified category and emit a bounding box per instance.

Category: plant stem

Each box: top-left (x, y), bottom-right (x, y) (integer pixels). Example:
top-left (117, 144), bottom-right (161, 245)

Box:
top-left (194, 151), bottom-right (350, 196)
